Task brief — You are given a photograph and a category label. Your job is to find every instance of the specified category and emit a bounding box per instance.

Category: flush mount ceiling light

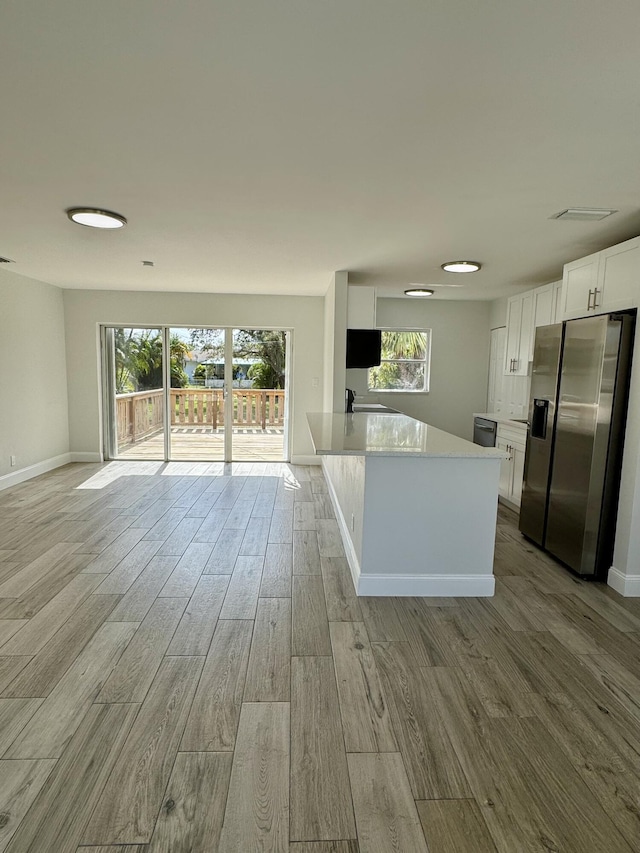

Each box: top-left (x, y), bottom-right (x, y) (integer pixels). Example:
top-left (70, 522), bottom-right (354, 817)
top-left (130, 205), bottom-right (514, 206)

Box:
top-left (441, 261), bottom-right (481, 273)
top-left (550, 208), bottom-right (618, 222)
top-left (66, 208), bottom-right (127, 229)
top-left (404, 288), bottom-right (435, 297)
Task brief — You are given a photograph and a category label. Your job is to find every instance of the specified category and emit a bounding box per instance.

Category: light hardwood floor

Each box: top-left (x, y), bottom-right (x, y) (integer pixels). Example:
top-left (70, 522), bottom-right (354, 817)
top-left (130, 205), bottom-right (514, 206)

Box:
top-left (1, 461), bottom-right (640, 851)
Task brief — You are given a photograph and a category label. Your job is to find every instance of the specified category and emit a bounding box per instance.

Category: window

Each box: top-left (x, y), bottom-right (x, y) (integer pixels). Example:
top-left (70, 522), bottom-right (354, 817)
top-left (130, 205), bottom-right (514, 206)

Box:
top-left (368, 329), bottom-right (430, 392)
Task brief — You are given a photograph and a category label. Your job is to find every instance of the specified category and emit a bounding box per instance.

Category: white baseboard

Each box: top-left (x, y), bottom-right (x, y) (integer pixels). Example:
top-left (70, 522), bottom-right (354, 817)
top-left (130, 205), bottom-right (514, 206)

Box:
top-left (356, 572), bottom-right (495, 597)
top-left (70, 452), bottom-right (103, 463)
top-left (290, 454), bottom-right (321, 466)
top-left (0, 452), bottom-right (73, 491)
top-left (607, 565), bottom-right (640, 597)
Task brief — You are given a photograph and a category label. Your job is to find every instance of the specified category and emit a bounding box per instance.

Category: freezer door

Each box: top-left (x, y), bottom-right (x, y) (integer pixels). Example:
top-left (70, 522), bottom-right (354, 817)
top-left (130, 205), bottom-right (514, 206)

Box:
top-left (519, 324), bottom-right (563, 545)
top-left (545, 315), bottom-right (622, 575)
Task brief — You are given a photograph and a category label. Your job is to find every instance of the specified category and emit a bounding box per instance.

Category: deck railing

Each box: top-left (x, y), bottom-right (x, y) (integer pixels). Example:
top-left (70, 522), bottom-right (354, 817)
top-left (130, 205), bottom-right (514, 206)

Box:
top-left (116, 388), bottom-right (285, 446)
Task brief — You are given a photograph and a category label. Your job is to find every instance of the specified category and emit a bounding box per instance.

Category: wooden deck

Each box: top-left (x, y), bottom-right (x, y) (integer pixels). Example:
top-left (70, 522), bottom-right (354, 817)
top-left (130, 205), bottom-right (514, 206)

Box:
top-left (1, 463), bottom-right (640, 850)
top-left (117, 427), bottom-right (285, 462)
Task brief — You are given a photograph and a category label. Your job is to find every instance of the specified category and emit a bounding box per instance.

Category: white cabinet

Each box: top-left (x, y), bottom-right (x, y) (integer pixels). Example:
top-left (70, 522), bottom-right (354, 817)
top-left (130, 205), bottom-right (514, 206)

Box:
top-left (562, 237), bottom-right (640, 320)
top-left (552, 279), bottom-right (563, 323)
top-left (487, 327), bottom-right (506, 413)
top-left (596, 237), bottom-right (640, 312)
top-left (347, 286), bottom-right (377, 329)
top-left (504, 291), bottom-right (534, 375)
top-left (496, 422), bottom-right (528, 509)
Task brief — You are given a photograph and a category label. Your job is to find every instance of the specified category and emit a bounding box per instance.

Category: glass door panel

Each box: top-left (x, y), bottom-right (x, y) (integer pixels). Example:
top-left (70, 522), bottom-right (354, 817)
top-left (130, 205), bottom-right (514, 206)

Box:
top-left (102, 327), bottom-right (166, 460)
top-left (168, 328), bottom-right (226, 462)
top-left (231, 329), bottom-right (287, 462)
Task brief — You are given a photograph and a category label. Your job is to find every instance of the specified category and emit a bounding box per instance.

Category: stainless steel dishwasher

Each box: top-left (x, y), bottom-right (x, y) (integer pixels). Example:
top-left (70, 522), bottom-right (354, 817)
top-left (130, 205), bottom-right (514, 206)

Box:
top-left (473, 417), bottom-right (497, 447)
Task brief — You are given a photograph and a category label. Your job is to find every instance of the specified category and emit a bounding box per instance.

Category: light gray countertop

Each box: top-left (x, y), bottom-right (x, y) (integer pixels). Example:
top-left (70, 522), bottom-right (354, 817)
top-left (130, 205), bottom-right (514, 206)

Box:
top-left (307, 412), bottom-right (505, 458)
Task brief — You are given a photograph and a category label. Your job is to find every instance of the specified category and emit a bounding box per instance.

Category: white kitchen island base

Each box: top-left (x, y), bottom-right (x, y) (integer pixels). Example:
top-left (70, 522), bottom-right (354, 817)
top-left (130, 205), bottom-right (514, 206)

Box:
top-left (308, 413), bottom-right (503, 597)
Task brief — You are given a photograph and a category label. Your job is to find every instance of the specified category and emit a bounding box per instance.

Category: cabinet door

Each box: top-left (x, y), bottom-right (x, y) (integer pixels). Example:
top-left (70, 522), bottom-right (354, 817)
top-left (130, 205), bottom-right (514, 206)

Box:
top-left (496, 437), bottom-right (513, 499)
top-left (488, 327), bottom-right (506, 412)
top-left (552, 280), bottom-right (563, 323)
top-left (597, 237), bottom-right (640, 313)
top-left (534, 284), bottom-right (553, 328)
top-left (510, 442), bottom-right (526, 507)
top-left (514, 291), bottom-right (534, 375)
top-left (347, 286), bottom-right (377, 328)
top-left (562, 254), bottom-right (599, 319)
top-left (503, 297), bottom-right (522, 374)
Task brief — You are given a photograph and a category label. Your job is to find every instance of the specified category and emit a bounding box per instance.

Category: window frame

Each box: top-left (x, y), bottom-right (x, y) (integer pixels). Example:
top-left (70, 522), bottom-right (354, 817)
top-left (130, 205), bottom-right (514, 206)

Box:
top-left (367, 327), bottom-right (431, 394)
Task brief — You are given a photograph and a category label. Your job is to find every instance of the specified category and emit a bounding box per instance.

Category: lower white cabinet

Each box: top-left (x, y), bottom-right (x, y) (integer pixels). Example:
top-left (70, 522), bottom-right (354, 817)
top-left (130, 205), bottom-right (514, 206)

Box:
top-left (496, 423), bottom-right (527, 509)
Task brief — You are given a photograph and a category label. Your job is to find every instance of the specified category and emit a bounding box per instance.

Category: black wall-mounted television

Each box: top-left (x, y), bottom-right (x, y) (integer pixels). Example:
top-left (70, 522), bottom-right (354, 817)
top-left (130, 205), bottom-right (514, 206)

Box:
top-left (346, 329), bottom-right (382, 369)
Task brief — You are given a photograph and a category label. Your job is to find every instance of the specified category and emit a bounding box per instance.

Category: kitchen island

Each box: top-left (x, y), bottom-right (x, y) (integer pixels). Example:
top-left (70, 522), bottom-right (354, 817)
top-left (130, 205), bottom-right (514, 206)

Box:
top-left (307, 411), bottom-right (504, 597)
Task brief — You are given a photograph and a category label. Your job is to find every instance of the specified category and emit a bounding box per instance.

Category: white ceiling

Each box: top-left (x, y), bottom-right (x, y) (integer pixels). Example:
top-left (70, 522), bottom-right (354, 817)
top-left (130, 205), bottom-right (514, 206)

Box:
top-left (2, 0), bottom-right (640, 300)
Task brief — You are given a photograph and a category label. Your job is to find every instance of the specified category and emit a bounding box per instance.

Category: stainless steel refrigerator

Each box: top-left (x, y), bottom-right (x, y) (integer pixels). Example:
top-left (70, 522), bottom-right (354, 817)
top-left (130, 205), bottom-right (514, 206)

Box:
top-left (519, 312), bottom-right (635, 578)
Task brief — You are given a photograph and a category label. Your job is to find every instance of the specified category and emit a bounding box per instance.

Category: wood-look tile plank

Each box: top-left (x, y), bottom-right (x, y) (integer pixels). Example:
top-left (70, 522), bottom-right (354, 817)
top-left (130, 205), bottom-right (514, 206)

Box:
top-left (106, 556), bottom-right (178, 621)
top-left (416, 799), bottom-right (497, 853)
top-left (75, 515), bottom-right (134, 555)
top-left (290, 843), bottom-right (359, 852)
top-left (146, 751), bottom-right (232, 853)
top-left (128, 498), bottom-right (175, 530)
top-left (313, 494), bottom-right (336, 520)
top-left (239, 516), bottom-right (271, 556)
top-left (372, 641), bottom-right (470, 799)
top-left (316, 519), bottom-right (343, 557)
top-left (181, 620), bottom-right (253, 751)
top-left (359, 598), bottom-right (407, 642)
top-left (219, 555), bottom-right (263, 620)
top-left (167, 574), bottom-right (229, 655)
top-left (193, 508), bottom-right (231, 542)
top-left (0, 541), bottom-right (80, 598)
top-left (81, 528), bottom-right (147, 574)
top-left (251, 490), bottom-right (276, 518)
top-left (260, 542), bottom-right (293, 597)
top-left (290, 656), bottom-right (356, 842)
top-left (93, 540), bottom-right (163, 594)
top-left (578, 651), bottom-right (640, 724)
top-left (321, 557), bottom-right (361, 622)
top-left (218, 702), bottom-right (289, 853)
top-left (293, 530), bottom-right (321, 575)
top-left (96, 598), bottom-right (187, 703)
top-left (347, 753), bottom-right (428, 853)
top-left (204, 528), bottom-right (245, 574)
top-left (244, 597), bottom-right (291, 702)
top-left (3, 594), bottom-right (121, 698)
top-left (141, 507), bottom-right (188, 541)
top-left (292, 575), bottom-right (331, 656)
top-left (83, 656), bottom-right (204, 846)
top-left (0, 619), bottom-right (28, 648)
top-left (0, 697), bottom-right (44, 755)
top-left (0, 573), bottom-right (104, 655)
top-left (269, 508), bottom-right (294, 544)
top-left (156, 516), bottom-right (203, 556)
top-left (396, 600), bottom-right (459, 667)
top-left (0, 553), bottom-right (97, 620)
top-left (75, 847), bottom-right (143, 852)
top-left (293, 501), bottom-right (316, 531)
top-left (329, 622), bottom-right (396, 753)
top-left (224, 498), bottom-right (256, 530)
top-left (4, 703), bottom-right (138, 853)
top-left (0, 759), bottom-right (57, 853)
top-left (158, 543), bottom-right (212, 597)
top-left (5, 621), bottom-right (138, 759)
top-left (0, 656), bottom-right (33, 694)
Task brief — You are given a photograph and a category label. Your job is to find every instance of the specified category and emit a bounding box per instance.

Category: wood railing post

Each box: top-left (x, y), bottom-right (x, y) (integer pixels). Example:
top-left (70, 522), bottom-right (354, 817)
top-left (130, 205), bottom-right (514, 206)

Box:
top-left (261, 391), bottom-right (267, 430)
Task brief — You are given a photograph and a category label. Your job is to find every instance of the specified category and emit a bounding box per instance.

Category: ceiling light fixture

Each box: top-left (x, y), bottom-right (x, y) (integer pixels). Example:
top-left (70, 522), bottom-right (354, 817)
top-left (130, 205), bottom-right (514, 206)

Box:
top-left (66, 208), bottom-right (127, 229)
top-left (404, 288), bottom-right (435, 297)
top-left (441, 261), bottom-right (481, 273)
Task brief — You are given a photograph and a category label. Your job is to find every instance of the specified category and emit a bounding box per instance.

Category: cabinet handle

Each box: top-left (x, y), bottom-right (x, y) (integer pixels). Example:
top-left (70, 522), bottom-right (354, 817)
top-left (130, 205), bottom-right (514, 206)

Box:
top-left (593, 287), bottom-right (601, 308)
top-left (512, 358), bottom-right (518, 373)
top-left (587, 289), bottom-right (594, 311)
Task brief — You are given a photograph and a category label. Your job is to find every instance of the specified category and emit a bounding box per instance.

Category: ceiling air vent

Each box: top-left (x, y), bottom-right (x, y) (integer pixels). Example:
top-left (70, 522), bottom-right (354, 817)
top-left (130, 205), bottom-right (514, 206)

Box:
top-left (0, 256), bottom-right (14, 263)
top-left (551, 208), bottom-right (617, 221)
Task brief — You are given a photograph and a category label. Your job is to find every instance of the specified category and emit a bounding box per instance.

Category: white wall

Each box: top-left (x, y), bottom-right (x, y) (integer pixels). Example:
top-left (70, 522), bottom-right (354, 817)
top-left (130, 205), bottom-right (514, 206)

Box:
top-left (346, 298), bottom-right (491, 440)
top-left (62, 289), bottom-right (324, 462)
top-left (323, 271), bottom-right (348, 413)
top-left (0, 268), bottom-right (70, 478)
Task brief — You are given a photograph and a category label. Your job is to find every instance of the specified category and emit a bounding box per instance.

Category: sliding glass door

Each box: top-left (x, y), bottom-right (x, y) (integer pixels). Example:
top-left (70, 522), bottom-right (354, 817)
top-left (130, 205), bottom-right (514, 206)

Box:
top-left (102, 326), bottom-right (288, 462)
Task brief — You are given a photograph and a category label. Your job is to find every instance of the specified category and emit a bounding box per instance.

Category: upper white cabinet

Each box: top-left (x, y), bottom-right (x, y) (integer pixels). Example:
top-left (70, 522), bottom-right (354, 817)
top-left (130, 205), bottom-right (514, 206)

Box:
top-left (347, 286), bottom-right (377, 329)
top-left (552, 279), bottom-right (563, 323)
top-left (504, 291), bottom-right (534, 375)
top-left (504, 283), bottom-right (556, 375)
top-left (562, 236), bottom-right (640, 320)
